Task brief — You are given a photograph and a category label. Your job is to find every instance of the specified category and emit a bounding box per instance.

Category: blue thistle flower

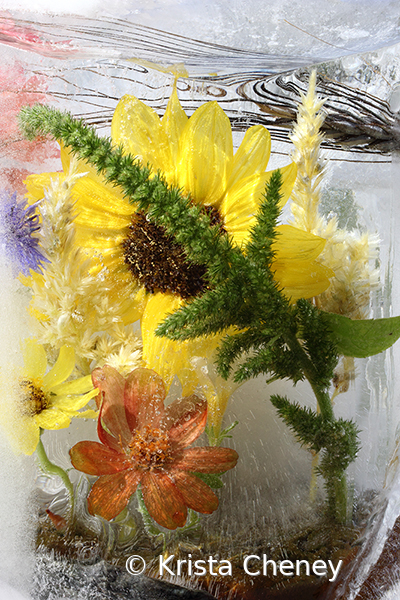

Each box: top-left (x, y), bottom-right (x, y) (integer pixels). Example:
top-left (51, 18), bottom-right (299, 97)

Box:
top-left (0, 190), bottom-right (48, 276)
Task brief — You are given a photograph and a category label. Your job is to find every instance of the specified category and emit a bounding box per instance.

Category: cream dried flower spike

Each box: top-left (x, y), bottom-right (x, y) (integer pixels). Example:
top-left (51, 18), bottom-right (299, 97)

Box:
top-left (289, 70), bottom-right (379, 397)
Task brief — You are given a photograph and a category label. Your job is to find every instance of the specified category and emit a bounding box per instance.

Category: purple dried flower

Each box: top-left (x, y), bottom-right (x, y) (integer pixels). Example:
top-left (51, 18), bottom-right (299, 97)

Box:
top-left (0, 190), bottom-right (48, 276)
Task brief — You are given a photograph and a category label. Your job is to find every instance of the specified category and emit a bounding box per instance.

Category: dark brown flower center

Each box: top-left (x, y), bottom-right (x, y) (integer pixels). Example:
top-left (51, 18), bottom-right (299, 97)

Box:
top-left (121, 207), bottom-right (225, 300)
top-left (20, 379), bottom-right (48, 416)
top-left (129, 425), bottom-right (172, 470)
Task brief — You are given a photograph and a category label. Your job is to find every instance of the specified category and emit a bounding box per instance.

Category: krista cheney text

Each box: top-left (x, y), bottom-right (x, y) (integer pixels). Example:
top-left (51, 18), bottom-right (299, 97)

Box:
top-left (158, 554), bottom-right (343, 583)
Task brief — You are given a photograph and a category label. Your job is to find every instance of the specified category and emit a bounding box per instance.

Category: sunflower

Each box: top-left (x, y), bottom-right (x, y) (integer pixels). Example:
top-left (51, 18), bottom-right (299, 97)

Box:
top-left (25, 89), bottom-right (332, 429)
top-left (8, 339), bottom-right (97, 455)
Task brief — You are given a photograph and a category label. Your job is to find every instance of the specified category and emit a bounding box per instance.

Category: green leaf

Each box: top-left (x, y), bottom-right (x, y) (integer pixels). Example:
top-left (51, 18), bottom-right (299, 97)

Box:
top-left (192, 472), bottom-right (224, 489)
top-left (322, 312), bottom-right (400, 358)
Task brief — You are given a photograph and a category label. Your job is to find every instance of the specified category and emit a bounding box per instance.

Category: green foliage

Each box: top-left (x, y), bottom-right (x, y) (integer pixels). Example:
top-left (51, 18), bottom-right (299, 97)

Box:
top-left (270, 394), bottom-right (359, 472)
top-left (206, 420), bottom-right (239, 447)
top-left (271, 394), bottom-right (359, 519)
top-left (270, 395), bottom-right (326, 452)
top-left (193, 473), bottom-right (224, 489)
top-left (233, 336), bottom-right (305, 385)
top-left (322, 312), bottom-right (400, 358)
top-left (296, 299), bottom-right (338, 388)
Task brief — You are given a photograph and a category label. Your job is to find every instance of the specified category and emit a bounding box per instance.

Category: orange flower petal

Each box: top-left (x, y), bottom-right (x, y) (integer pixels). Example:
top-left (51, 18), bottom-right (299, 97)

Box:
top-left (173, 447), bottom-right (238, 473)
top-left (141, 471), bottom-right (187, 530)
top-left (172, 471), bottom-right (219, 514)
top-left (69, 441), bottom-right (131, 475)
top-left (166, 395), bottom-right (207, 449)
top-left (92, 366), bottom-right (131, 448)
top-left (88, 470), bottom-right (141, 521)
top-left (124, 368), bottom-right (166, 431)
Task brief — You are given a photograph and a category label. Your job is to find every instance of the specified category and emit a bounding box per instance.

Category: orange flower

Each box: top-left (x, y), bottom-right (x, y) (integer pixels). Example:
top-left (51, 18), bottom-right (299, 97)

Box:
top-left (69, 366), bottom-right (238, 530)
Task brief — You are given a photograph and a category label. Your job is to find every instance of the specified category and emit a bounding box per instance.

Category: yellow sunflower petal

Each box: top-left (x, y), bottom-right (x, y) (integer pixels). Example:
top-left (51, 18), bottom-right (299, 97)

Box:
top-left (19, 269), bottom-right (44, 290)
top-left (60, 144), bottom-right (112, 184)
top-left (72, 178), bottom-right (133, 227)
top-left (227, 125), bottom-right (271, 189)
top-left (36, 408), bottom-right (71, 430)
top-left (111, 94), bottom-right (174, 183)
top-left (190, 356), bottom-right (235, 433)
top-left (273, 259), bottom-right (333, 301)
top-left (141, 292), bottom-right (219, 392)
top-left (161, 87), bottom-right (188, 167)
top-left (177, 101), bottom-right (233, 206)
top-left (273, 225), bottom-right (327, 262)
top-left (22, 339), bottom-right (47, 381)
top-left (43, 346), bottom-right (75, 391)
top-left (221, 162), bottom-right (297, 247)
top-left (24, 173), bottom-right (63, 204)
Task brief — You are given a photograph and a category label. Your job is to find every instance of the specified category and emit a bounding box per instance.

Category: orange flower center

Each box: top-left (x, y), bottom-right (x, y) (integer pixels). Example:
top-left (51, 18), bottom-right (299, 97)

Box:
top-left (129, 425), bottom-right (172, 470)
top-left (20, 379), bottom-right (48, 416)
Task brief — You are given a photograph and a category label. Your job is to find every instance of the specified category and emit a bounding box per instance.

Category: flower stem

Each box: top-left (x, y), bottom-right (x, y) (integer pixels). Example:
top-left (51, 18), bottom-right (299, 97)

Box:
top-left (285, 331), bottom-right (349, 522)
top-left (36, 432), bottom-right (74, 511)
top-left (334, 474), bottom-right (349, 523)
top-left (285, 330), bottom-right (334, 421)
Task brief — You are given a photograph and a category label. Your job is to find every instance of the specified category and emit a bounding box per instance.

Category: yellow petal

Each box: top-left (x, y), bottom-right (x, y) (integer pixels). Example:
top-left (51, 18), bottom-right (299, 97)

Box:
top-left (22, 339), bottom-right (47, 381)
top-left (51, 374), bottom-right (94, 396)
top-left (9, 415), bottom-right (40, 456)
top-left (273, 225), bottom-right (326, 262)
top-left (36, 408), bottom-right (71, 430)
top-left (221, 163), bottom-right (297, 247)
top-left (19, 269), bottom-right (44, 290)
top-left (190, 356), bottom-right (235, 433)
top-left (111, 94), bottom-right (174, 183)
top-left (161, 87), bottom-right (188, 167)
top-left (121, 285), bottom-right (148, 325)
top-left (273, 260), bottom-right (333, 301)
top-left (177, 101), bottom-right (233, 206)
top-left (141, 292), bottom-right (219, 392)
top-left (72, 177), bottom-right (133, 227)
top-left (74, 227), bottom-right (126, 251)
top-left (54, 388), bottom-right (98, 412)
top-left (227, 125), bottom-right (271, 189)
top-left (60, 144), bottom-right (111, 184)
top-left (24, 173), bottom-right (62, 204)
top-left (43, 346), bottom-right (75, 390)
top-left (75, 409), bottom-right (99, 419)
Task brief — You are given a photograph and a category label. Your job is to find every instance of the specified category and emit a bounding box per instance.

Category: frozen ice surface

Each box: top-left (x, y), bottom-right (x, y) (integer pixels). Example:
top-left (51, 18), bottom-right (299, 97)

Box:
top-left (0, 580), bottom-right (30, 600)
top-left (33, 553), bottom-right (217, 600)
top-left (119, 0), bottom-right (400, 58)
top-left (0, 258), bottom-right (36, 597)
top-left (1, 0), bottom-right (400, 59)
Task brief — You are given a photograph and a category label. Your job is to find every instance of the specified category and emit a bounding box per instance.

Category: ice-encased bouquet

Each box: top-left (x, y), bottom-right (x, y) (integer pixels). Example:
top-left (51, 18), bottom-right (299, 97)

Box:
top-left (2, 55), bottom-right (400, 597)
